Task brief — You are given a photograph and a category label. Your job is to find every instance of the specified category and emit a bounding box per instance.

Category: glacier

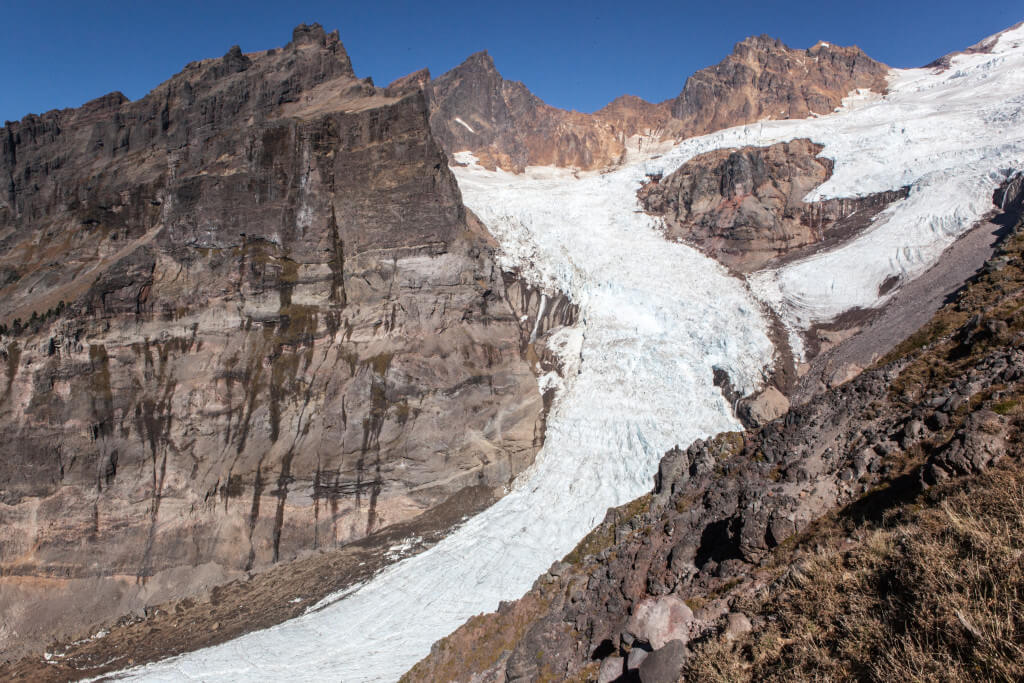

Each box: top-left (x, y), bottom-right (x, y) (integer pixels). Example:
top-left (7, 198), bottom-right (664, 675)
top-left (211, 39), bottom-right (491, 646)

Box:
top-left (115, 22), bottom-right (1024, 682)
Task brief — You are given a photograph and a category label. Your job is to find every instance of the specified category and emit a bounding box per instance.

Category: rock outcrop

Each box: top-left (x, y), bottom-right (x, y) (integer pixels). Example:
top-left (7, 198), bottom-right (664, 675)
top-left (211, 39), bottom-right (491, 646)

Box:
top-left (670, 35), bottom-right (889, 136)
top-left (386, 36), bottom-right (888, 175)
top-left (388, 52), bottom-right (676, 172)
top-left (0, 24), bottom-right (545, 657)
top-left (639, 139), bottom-right (909, 271)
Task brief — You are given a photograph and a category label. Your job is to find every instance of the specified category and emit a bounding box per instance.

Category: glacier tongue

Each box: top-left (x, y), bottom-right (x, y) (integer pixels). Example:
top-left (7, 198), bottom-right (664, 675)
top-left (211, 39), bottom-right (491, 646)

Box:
top-left (118, 126), bottom-right (777, 683)
top-left (119, 23), bottom-right (1024, 683)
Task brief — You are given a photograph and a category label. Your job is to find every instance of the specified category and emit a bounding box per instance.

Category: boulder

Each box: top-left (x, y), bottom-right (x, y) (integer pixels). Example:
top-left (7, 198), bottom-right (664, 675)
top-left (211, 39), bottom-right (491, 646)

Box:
top-left (638, 640), bottom-right (689, 683)
top-left (826, 362), bottom-right (863, 388)
top-left (624, 596), bottom-right (693, 650)
top-left (597, 656), bottom-right (625, 683)
top-left (742, 386), bottom-right (791, 427)
top-left (627, 645), bottom-right (650, 670)
top-left (725, 612), bottom-right (753, 641)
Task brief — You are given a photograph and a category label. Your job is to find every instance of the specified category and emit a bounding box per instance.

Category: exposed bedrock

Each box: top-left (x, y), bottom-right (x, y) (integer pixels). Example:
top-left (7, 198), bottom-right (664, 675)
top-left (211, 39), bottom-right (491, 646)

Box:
top-left (670, 35), bottom-right (889, 136)
top-left (408, 51), bottom-right (674, 172)
top-left (639, 139), bottom-right (909, 272)
top-left (391, 36), bottom-right (889, 174)
top-left (0, 25), bottom-right (545, 657)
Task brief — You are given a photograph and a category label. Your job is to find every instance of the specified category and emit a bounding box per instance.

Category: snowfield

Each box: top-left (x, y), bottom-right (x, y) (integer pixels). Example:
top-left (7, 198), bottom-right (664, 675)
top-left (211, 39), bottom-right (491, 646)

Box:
top-left (118, 23), bottom-right (1024, 682)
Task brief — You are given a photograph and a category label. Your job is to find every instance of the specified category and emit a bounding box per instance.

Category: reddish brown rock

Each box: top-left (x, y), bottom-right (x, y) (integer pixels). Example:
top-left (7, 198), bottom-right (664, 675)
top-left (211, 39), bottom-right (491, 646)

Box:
top-left (411, 51), bottom-right (675, 172)
top-left (640, 139), bottom-right (909, 271)
top-left (670, 35), bottom-right (889, 135)
top-left (391, 36), bottom-right (888, 175)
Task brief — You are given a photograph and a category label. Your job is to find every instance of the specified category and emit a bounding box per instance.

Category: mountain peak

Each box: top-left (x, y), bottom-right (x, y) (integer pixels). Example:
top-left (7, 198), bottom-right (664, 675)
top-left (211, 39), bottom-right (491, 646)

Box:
top-left (670, 32), bottom-right (888, 133)
top-left (289, 22), bottom-right (328, 47)
top-left (735, 34), bottom-right (785, 51)
top-left (453, 50), bottom-right (499, 76)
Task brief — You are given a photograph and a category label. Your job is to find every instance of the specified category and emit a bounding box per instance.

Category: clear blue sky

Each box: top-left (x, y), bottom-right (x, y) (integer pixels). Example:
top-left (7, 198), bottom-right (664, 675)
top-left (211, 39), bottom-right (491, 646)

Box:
top-left (1, 1), bottom-right (1020, 122)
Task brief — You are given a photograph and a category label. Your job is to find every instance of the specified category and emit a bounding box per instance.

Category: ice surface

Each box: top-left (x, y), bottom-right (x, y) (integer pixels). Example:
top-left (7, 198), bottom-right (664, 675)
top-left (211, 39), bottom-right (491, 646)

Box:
top-left (118, 133), bottom-right (776, 683)
top-left (663, 24), bottom-right (1024, 356)
top-left (117, 24), bottom-right (1024, 682)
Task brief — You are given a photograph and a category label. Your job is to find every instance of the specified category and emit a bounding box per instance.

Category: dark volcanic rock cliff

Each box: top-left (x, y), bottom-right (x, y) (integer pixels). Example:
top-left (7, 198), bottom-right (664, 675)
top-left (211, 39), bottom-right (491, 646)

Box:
top-left (0, 24), bottom-right (545, 656)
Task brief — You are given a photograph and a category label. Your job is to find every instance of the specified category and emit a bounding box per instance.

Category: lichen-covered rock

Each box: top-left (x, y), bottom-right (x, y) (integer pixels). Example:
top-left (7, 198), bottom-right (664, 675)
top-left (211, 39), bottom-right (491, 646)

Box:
top-left (923, 409), bottom-right (1008, 485)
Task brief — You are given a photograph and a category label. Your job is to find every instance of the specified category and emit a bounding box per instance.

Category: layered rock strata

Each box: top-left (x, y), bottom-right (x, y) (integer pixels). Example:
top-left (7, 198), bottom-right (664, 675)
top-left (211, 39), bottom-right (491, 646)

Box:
top-left (0, 24), bottom-right (543, 657)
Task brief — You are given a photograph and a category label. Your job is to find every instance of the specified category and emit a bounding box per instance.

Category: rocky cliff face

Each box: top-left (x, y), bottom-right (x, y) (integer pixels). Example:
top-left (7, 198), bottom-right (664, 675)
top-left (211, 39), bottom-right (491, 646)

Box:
top-left (390, 52), bottom-right (675, 172)
top-left (0, 24), bottom-right (544, 656)
top-left (670, 35), bottom-right (889, 136)
top-left (640, 139), bottom-right (908, 271)
top-left (404, 36), bottom-right (888, 174)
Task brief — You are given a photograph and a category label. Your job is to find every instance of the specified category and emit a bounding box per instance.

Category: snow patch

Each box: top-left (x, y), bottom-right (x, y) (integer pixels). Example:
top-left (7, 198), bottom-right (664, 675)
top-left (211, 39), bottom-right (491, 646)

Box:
top-left (454, 117), bottom-right (475, 133)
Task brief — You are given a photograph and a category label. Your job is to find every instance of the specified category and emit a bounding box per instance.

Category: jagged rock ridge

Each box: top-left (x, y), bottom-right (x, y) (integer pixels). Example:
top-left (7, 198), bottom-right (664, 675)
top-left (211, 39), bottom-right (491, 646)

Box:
top-left (670, 35), bottom-right (889, 137)
top-left (387, 51), bottom-right (675, 172)
top-left (0, 24), bottom-right (548, 657)
top-left (396, 36), bottom-right (888, 173)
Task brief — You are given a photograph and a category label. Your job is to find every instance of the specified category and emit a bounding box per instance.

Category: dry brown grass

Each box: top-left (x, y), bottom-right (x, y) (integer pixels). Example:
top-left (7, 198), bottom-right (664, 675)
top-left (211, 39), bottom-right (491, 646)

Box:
top-left (887, 226), bottom-right (1024, 402)
top-left (686, 222), bottom-right (1024, 681)
top-left (400, 592), bottom-right (552, 683)
top-left (686, 463), bottom-right (1024, 682)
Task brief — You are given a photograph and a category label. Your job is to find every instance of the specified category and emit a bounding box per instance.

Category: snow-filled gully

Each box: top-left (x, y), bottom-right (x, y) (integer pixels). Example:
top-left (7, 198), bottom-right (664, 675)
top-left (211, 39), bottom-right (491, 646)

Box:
top-left (121, 24), bottom-right (1024, 682)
